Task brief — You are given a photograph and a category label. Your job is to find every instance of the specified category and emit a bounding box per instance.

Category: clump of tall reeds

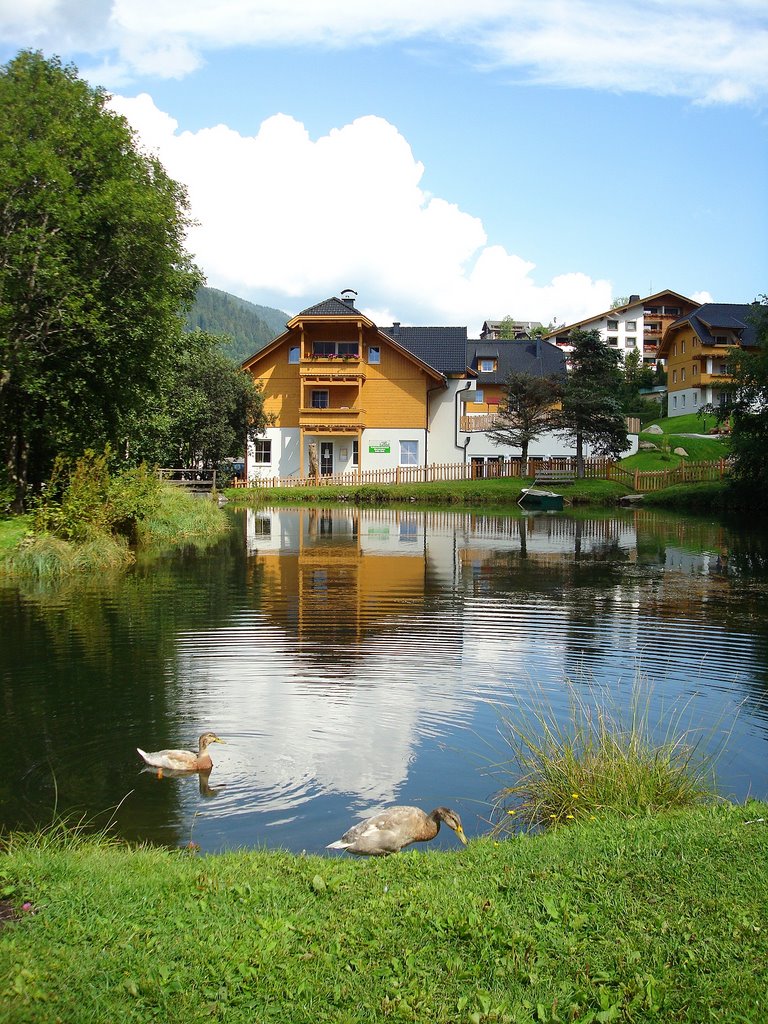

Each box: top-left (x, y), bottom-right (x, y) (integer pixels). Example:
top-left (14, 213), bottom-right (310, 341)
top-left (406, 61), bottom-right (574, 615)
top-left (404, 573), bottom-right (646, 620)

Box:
top-left (489, 675), bottom-right (731, 836)
top-left (135, 485), bottom-right (227, 544)
top-left (2, 531), bottom-right (133, 579)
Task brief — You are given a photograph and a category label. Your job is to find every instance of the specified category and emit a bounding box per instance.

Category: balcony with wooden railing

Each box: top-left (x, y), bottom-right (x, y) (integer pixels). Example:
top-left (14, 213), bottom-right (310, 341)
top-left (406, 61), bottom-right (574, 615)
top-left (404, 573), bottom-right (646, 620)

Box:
top-left (697, 371), bottom-right (732, 387)
top-left (299, 405), bottom-right (366, 431)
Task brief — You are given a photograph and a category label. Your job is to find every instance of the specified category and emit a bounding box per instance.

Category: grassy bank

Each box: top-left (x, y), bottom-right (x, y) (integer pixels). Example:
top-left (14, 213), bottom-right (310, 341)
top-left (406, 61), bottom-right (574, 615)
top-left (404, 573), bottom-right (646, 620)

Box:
top-left (225, 476), bottom-right (629, 508)
top-left (2, 804), bottom-right (767, 1023)
top-left (0, 487), bottom-right (227, 580)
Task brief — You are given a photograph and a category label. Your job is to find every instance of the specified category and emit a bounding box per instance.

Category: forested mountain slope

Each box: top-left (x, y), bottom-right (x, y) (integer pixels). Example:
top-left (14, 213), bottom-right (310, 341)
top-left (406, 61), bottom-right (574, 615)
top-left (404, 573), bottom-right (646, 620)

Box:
top-left (186, 286), bottom-right (290, 363)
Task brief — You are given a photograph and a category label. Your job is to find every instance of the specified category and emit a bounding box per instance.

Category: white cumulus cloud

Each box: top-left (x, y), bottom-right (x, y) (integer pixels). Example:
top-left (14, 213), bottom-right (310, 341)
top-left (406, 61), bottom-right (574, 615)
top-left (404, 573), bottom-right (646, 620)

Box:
top-left (110, 94), bottom-right (612, 330)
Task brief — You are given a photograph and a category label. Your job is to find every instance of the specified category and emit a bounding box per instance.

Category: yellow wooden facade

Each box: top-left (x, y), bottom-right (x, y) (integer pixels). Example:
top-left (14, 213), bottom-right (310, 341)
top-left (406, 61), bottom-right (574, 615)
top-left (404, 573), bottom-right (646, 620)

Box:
top-left (659, 321), bottom-right (736, 406)
top-left (242, 309), bottom-right (444, 477)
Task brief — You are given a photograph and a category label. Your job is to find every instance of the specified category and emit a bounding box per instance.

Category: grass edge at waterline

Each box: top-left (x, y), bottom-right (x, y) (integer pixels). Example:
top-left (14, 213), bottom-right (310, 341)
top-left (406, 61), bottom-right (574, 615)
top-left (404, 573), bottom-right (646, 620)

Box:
top-left (0, 486), bottom-right (227, 579)
top-left (485, 675), bottom-right (733, 836)
top-left (2, 802), bottom-right (767, 1023)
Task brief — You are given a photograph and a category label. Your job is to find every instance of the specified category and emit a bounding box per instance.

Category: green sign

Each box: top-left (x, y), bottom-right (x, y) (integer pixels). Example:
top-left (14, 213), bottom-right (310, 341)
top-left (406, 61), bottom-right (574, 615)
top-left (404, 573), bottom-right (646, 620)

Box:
top-left (368, 442), bottom-right (391, 454)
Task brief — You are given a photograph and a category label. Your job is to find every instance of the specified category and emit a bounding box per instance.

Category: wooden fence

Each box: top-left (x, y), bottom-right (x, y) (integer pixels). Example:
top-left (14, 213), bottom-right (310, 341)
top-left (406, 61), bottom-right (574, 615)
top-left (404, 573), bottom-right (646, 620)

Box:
top-left (607, 459), bottom-right (730, 492)
top-left (236, 457), bottom-right (730, 492)
top-left (158, 468), bottom-right (217, 491)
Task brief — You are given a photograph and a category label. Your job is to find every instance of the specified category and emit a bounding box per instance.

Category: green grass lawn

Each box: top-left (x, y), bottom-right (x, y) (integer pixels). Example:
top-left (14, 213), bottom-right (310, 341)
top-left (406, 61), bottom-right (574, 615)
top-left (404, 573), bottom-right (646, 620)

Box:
top-left (642, 412), bottom-right (723, 435)
top-left (2, 804), bottom-right (767, 1023)
top-left (624, 413), bottom-right (730, 471)
top-left (0, 515), bottom-right (31, 557)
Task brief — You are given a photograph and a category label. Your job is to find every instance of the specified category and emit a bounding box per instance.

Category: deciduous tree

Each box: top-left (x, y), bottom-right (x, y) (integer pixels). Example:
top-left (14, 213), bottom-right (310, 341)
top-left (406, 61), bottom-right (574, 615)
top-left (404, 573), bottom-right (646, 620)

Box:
top-left (715, 296), bottom-right (768, 497)
top-left (155, 331), bottom-right (268, 470)
top-left (0, 51), bottom-right (202, 509)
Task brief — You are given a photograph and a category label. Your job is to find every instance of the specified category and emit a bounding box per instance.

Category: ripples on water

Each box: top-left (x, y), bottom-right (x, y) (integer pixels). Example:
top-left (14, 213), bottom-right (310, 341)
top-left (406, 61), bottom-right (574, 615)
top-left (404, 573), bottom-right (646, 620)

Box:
top-left (2, 506), bottom-right (767, 853)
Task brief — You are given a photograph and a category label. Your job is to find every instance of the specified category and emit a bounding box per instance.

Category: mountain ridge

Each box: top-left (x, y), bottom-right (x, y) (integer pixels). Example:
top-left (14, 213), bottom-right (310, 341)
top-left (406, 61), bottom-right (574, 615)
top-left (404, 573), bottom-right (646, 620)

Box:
top-left (185, 285), bottom-right (290, 363)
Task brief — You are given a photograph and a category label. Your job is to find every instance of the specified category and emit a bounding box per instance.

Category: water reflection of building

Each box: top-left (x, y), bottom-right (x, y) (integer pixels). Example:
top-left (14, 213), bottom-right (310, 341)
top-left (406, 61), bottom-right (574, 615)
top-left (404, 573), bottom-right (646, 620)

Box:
top-left (246, 507), bottom-right (430, 644)
top-left (245, 507), bottom-right (642, 645)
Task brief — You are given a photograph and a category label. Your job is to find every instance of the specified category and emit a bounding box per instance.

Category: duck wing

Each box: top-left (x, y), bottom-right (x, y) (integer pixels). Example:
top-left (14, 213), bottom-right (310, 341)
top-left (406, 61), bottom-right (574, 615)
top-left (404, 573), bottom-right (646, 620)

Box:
top-left (328, 806), bottom-right (424, 855)
top-left (136, 747), bottom-right (197, 771)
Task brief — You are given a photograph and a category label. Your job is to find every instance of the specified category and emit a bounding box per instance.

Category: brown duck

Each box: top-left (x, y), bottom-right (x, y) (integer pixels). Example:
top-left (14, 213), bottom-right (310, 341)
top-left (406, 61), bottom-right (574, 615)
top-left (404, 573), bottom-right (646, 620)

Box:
top-left (327, 805), bottom-right (468, 856)
top-left (137, 732), bottom-right (225, 776)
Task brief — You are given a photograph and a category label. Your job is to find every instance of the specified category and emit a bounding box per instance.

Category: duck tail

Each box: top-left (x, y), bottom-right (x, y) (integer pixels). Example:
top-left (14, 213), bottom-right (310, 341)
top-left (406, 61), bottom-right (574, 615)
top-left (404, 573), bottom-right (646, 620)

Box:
top-left (136, 748), bottom-right (149, 763)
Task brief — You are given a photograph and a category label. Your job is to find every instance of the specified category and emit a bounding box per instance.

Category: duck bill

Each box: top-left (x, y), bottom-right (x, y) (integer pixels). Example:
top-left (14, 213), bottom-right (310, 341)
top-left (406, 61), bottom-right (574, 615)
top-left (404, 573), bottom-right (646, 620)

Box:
top-left (455, 827), bottom-right (468, 845)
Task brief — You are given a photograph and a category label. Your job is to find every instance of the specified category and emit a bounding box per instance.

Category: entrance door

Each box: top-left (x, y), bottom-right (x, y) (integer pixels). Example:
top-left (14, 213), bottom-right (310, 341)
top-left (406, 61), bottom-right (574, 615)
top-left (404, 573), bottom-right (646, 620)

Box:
top-left (320, 441), bottom-right (334, 476)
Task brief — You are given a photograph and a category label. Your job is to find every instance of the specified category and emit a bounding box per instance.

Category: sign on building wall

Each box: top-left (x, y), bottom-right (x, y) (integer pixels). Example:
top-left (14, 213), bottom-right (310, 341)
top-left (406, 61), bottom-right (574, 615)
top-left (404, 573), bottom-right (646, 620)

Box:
top-left (368, 441), bottom-right (391, 454)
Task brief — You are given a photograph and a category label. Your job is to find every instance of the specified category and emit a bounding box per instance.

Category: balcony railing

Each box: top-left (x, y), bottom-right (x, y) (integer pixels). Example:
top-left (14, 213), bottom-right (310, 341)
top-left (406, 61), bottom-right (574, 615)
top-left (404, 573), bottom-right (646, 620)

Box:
top-left (299, 406), bottom-right (366, 430)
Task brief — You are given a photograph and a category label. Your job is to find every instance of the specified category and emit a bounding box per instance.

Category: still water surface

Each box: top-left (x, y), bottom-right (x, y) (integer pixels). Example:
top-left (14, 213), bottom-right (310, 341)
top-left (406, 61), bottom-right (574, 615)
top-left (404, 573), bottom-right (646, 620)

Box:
top-left (2, 506), bottom-right (767, 854)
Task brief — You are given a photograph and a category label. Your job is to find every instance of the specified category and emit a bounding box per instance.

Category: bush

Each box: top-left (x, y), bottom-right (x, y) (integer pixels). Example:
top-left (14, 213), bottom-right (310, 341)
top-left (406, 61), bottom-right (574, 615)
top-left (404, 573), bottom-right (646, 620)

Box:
top-left (31, 448), bottom-right (161, 542)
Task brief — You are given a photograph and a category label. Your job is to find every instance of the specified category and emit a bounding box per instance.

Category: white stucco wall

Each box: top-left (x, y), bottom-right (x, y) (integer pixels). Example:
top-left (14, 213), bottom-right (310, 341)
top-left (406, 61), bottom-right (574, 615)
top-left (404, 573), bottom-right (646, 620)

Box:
top-left (247, 379), bottom-right (638, 479)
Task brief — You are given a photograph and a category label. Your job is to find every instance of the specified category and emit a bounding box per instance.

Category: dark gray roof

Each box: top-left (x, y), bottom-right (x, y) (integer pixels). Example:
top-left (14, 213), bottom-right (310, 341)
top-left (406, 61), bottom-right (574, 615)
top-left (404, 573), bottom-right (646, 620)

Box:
top-left (468, 338), bottom-right (567, 384)
top-left (671, 303), bottom-right (759, 347)
top-left (298, 296), bottom-right (361, 317)
top-left (379, 325), bottom-right (469, 375)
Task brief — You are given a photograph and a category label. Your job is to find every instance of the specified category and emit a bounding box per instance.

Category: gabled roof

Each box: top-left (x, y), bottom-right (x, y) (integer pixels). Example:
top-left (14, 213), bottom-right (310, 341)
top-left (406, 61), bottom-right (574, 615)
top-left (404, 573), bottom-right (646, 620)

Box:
top-left (379, 325), bottom-right (469, 375)
top-left (294, 296), bottom-right (363, 318)
top-left (544, 289), bottom-right (695, 339)
top-left (658, 302), bottom-right (759, 357)
top-left (468, 338), bottom-right (567, 384)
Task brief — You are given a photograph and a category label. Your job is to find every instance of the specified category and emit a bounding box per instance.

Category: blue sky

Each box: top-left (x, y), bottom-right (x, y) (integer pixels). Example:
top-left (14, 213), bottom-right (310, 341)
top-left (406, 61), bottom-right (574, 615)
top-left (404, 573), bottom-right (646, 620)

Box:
top-left (1, 2), bottom-right (766, 333)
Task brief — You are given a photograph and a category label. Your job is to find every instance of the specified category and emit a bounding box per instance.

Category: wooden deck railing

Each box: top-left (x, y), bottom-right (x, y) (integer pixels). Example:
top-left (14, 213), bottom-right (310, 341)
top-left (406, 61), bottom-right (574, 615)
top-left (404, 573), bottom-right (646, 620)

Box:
top-left (234, 457), bottom-right (730, 492)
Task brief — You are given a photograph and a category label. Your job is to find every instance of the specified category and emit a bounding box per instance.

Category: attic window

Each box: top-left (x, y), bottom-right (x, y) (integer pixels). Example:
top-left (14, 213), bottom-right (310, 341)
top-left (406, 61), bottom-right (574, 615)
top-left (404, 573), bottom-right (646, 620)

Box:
top-left (607, 319), bottom-right (619, 331)
top-left (479, 358), bottom-right (496, 372)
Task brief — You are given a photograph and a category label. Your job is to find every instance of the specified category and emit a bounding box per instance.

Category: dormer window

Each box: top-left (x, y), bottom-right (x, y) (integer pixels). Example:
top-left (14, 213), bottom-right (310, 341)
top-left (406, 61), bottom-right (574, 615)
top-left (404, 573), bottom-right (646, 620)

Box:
top-left (479, 358), bottom-right (496, 373)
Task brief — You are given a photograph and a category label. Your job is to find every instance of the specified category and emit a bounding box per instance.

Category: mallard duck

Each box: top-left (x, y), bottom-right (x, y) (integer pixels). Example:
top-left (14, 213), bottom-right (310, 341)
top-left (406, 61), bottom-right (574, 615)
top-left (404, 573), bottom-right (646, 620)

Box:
top-left (137, 732), bottom-right (225, 777)
top-left (327, 805), bottom-right (468, 856)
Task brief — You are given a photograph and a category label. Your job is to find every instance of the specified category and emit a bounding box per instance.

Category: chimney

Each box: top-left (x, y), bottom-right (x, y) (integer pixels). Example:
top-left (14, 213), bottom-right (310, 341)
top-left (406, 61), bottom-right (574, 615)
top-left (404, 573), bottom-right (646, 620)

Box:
top-left (341, 288), bottom-right (357, 308)
top-left (392, 321), bottom-right (401, 338)
top-left (629, 294), bottom-right (640, 303)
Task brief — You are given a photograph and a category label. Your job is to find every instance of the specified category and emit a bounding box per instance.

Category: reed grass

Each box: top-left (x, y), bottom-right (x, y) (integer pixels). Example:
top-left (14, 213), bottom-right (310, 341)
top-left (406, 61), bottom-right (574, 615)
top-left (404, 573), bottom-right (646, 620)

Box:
top-left (488, 675), bottom-right (729, 836)
top-left (136, 486), bottom-right (228, 544)
top-left (0, 531), bottom-right (134, 580)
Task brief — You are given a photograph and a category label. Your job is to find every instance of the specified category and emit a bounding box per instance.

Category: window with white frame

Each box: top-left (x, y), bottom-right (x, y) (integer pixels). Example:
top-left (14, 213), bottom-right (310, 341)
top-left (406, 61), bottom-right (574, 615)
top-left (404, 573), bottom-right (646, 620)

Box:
top-left (289, 346), bottom-right (300, 363)
top-left (478, 358), bottom-right (496, 372)
top-left (311, 390), bottom-right (329, 408)
top-left (607, 319), bottom-right (618, 331)
top-left (626, 320), bottom-right (636, 331)
top-left (368, 346), bottom-right (380, 364)
top-left (253, 438), bottom-right (272, 464)
top-left (625, 337), bottom-right (636, 348)
top-left (400, 440), bottom-right (418, 466)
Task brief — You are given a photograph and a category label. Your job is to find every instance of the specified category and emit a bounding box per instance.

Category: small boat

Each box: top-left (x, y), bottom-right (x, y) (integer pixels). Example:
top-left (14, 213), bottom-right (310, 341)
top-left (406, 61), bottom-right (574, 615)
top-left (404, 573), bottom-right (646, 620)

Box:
top-left (518, 487), bottom-right (565, 511)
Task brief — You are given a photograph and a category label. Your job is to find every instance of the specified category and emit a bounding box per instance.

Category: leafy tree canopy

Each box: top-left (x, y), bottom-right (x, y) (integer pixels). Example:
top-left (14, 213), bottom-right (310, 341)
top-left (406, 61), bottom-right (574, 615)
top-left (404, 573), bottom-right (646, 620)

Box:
top-left (152, 331), bottom-right (269, 470)
top-left (0, 50), bottom-right (202, 509)
top-left (716, 296), bottom-right (768, 497)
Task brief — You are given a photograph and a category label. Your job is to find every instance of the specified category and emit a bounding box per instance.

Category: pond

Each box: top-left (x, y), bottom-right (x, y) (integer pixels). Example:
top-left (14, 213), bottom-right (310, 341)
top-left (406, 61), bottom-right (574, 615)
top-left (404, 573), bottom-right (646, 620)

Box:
top-left (2, 505), bottom-right (767, 855)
